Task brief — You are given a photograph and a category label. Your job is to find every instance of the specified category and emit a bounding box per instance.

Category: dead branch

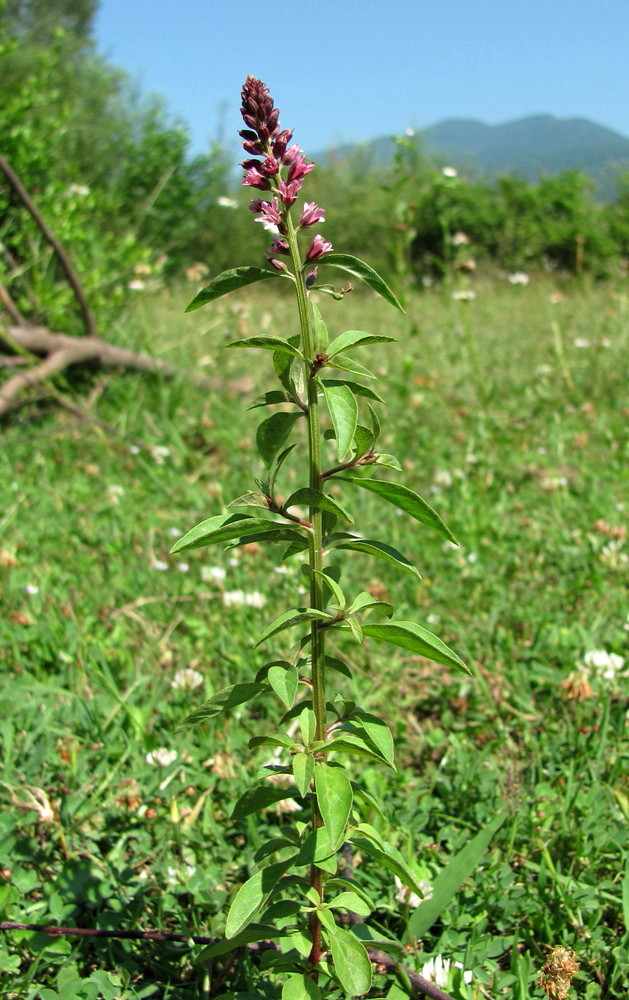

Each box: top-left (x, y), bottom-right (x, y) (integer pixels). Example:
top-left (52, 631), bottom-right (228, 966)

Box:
top-left (0, 324), bottom-right (216, 416)
top-left (0, 279), bottom-right (25, 325)
top-left (0, 155), bottom-right (97, 336)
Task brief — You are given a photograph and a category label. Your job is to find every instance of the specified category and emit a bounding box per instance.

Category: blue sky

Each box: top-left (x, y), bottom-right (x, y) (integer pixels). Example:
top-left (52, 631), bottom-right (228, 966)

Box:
top-left (95, 0), bottom-right (629, 157)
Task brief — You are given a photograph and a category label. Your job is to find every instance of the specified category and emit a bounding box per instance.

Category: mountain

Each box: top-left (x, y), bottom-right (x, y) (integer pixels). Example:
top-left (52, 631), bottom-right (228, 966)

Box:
top-left (323, 115), bottom-right (629, 195)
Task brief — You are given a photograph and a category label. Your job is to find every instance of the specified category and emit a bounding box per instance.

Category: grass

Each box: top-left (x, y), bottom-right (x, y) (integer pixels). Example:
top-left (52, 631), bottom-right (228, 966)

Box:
top-left (0, 276), bottom-right (627, 999)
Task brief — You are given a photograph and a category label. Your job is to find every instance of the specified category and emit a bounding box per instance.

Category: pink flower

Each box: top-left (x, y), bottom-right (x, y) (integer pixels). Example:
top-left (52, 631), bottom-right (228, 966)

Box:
top-left (250, 199), bottom-right (283, 233)
top-left (272, 130), bottom-right (293, 159)
top-left (267, 236), bottom-right (290, 256)
top-left (279, 179), bottom-right (302, 207)
top-left (299, 202), bottom-right (325, 228)
top-left (288, 152), bottom-right (314, 184)
top-left (242, 166), bottom-right (270, 191)
top-left (306, 234), bottom-right (333, 261)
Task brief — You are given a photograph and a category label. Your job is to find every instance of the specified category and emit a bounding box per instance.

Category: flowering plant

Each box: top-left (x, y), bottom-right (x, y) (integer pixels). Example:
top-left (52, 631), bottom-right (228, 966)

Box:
top-left (172, 77), bottom-right (469, 998)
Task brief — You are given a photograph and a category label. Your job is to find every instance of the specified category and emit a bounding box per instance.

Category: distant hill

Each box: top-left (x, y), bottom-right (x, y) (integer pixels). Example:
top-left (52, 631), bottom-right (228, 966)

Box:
top-left (322, 115), bottom-right (629, 196)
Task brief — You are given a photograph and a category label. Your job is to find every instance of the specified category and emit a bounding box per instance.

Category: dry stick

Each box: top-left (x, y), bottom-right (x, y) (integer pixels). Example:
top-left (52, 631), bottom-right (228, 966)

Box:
top-left (0, 922), bottom-right (454, 1000)
top-left (0, 278), bottom-right (25, 326)
top-left (0, 155), bottom-right (97, 337)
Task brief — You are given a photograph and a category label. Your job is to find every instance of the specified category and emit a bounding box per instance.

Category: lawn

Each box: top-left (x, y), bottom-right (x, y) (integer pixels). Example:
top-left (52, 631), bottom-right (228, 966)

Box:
top-left (1, 277), bottom-right (627, 999)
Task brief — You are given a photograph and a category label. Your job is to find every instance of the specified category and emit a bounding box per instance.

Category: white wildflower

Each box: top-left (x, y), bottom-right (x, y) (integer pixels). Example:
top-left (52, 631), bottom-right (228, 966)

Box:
top-left (151, 445), bottom-right (171, 465)
top-left (68, 183), bottom-right (90, 197)
top-left (151, 558), bottom-right (169, 571)
top-left (394, 875), bottom-right (432, 908)
top-left (573, 338), bottom-right (591, 349)
top-left (202, 565), bottom-right (226, 583)
top-left (539, 474), bottom-right (569, 493)
top-left (171, 668), bottom-right (204, 691)
top-left (127, 279), bottom-right (146, 291)
top-left (146, 748), bottom-right (177, 767)
top-left (176, 561), bottom-right (189, 573)
top-left (600, 539), bottom-right (628, 571)
top-left (452, 289), bottom-right (476, 301)
top-left (508, 271), bottom-right (530, 285)
top-left (106, 484), bottom-right (124, 505)
top-left (25, 583), bottom-right (39, 595)
top-left (421, 955), bottom-right (472, 988)
top-left (582, 649), bottom-right (626, 681)
top-left (168, 527), bottom-right (182, 538)
top-left (433, 469), bottom-right (453, 488)
top-left (452, 231), bottom-right (470, 246)
top-left (217, 196), bottom-right (238, 209)
top-left (222, 590), bottom-right (266, 609)
top-left (442, 166), bottom-right (458, 178)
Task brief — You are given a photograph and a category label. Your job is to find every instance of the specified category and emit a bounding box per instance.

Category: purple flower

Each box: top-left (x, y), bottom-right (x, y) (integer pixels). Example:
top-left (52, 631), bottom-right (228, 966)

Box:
top-left (267, 257), bottom-right (289, 272)
top-left (306, 234), bottom-right (334, 261)
top-left (267, 236), bottom-right (290, 256)
top-left (272, 130), bottom-right (293, 159)
top-left (287, 153), bottom-right (314, 184)
top-left (299, 202), bottom-right (325, 228)
top-left (250, 199), bottom-right (283, 233)
top-left (279, 179), bottom-right (302, 207)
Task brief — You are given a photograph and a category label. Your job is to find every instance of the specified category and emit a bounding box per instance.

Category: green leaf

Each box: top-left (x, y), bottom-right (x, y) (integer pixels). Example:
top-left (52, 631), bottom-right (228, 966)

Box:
top-left (274, 347), bottom-right (307, 401)
top-left (320, 253), bottom-right (405, 313)
top-left (347, 591), bottom-right (393, 617)
top-left (225, 525), bottom-right (306, 548)
top-left (340, 476), bottom-right (457, 544)
top-left (186, 266), bottom-right (281, 311)
top-left (330, 537), bottom-right (421, 579)
top-left (325, 654), bottom-right (352, 678)
top-left (176, 682), bottom-right (265, 731)
top-left (282, 973), bottom-right (322, 1000)
top-left (231, 784), bottom-right (297, 821)
top-left (315, 762), bottom-right (353, 849)
top-left (315, 569), bottom-right (346, 609)
top-left (327, 354), bottom-right (376, 380)
top-left (329, 891), bottom-right (372, 917)
top-left (284, 488), bottom-right (353, 524)
top-left (254, 608), bottom-right (334, 648)
top-left (225, 861), bottom-right (290, 938)
top-left (320, 377), bottom-right (384, 403)
top-left (170, 513), bottom-right (284, 553)
top-left (268, 663), bottom-right (299, 709)
top-left (345, 616), bottom-right (364, 644)
top-left (293, 753), bottom-right (315, 797)
top-left (311, 300), bottom-right (329, 352)
top-left (294, 827), bottom-right (336, 867)
top-left (327, 329), bottom-right (396, 357)
top-left (373, 453), bottom-right (403, 471)
top-left (409, 813), bottom-right (507, 937)
top-left (362, 620), bottom-right (469, 673)
top-left (228, 491), bottom-right (270, 510)
top-left (299, 706), bottom-right (316, 745)
top-left (328, 731), bottom-right (393, 768)
top-left (352, 423), bottom-right (376, 459)
top-left (321, 382), bottom-right (358, 462)
top-left (248, 390), bottom-right (295, 410)
top-left (354, 712), bottom-right (395, 767)
top-left (257, 412), bottom-right (302, 469)
top-left (226, 335), bottom-right (303, 358)
top-left (327, 925), bottom-right (373, 996)
top-left (196, 923), bottom-right (284, 962)
top-left (350, 829), bottom-right (426, 898)
top-left (269, 442), bottom-right (297, 494)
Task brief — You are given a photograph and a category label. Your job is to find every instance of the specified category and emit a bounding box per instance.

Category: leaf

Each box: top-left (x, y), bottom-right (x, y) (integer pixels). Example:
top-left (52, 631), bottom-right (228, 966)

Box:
top-left (225, 861), bottom-right (290, 938)
top-left (325, 654), bottom-right (352, 678)
top-left (321, 382), bottom-right (358, 462)
top-left (347, 591), bottom-right (393, 616)
top-left (248, 390), bottom-right (295, 410)
top-left (311, 300), bottom-right (329, 352)
top-left (176, 682), bottom-right (265, 731)
top-left (349, 829), bottom-right (427, 898)
top-left (354, 712), bottom-right (395, 767)
top-left (362, 620), bottom-right (469, 673)
top-left (327, 329), bottom-right (396, 357)
top-left (228, 491), bottom-right (270, 510)
top-left (268, 663), bottom-right (299, 709)
top-left (345, 616), bottom-right (364, 644)
top-left (327, 354), bottom-right (376, 380)
top-left (170, 513), bottom-right (285, 554)
top-left (197, 923), bottom-right (284, 961)
top-left (257, 412), bottom-right (302, 469)
top-left (284, 488), bottom-right (353, 524)
top-left (340, 477), bottom-right (457, 544)
top-left (329, 891), bottom-right (372, 917)
top-left (320, 377), bottom-right (384, 403)
top-left (293, 753), bottom-right (315, 796)
top-left (269, 442), bottom-right (297, 494)
top-left (315, 569), bottom-right (346, 609)
top-left (274, 344), bottom-right (307, 401)
top-left (330, 537), bottom-right (421, 579)
top-left (373, 453), bottom-right (402, 471)
top-left (226, 335), bottom-right (303, 358)
top-left (352, 424), bottom-right (375, 459)
top-left (186, 266), bottom-right (281, 311)
top-left (231, 785), bottom-right (297, 821)
top-left (315, 762), bottom-right (353, 849)
top-left (282, 973), bottom-right (322, 1000)
top-left (254, 608), bottom-right (334, 648)
top-left (328, 731), bottom-right (394, 768)
top-left (327, 925), bottom-right (373, 996)
top-left (409, 813), bottom-right (507, 937)
top-left (320, 253), bottom-right (405, 313)
top-left (294, 827), bottom-right (336, 867)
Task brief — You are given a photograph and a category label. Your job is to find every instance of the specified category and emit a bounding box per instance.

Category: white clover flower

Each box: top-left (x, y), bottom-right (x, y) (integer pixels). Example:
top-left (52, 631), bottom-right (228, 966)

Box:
top-left (151, 445), bottom-right (171, 465)
top-left (421, 955), bottom-right (472, 987)
top-left (127, 279), bottom-right (146, 291)
top-left (201, 565), bottom-right (227, 583)
top-left (600, 539), bottom-right (628, 571)
top-left (573, 338), bottom-right (591, 348)
top-left (151, 558), bottom-right (169, 571)
top-left (582, 649), bottom-right (626, 681)
top-left (146, 748), bottom-right (178, 767)
top-left (106, 484), bottom-right (124, 505)
top-left (452, 289), bottom-right (476, 301)
top-left (433, 469), bottom-right (453, 488)
top-left (223, 590), bottom-right (266, 609)
top-left (394, 875), bottom-right (432, 908)
top-left (442, 166), bottom-right (458, 178)
top-left (176, 561), bottom-right (189, 573)
top-left (171, 668), bottom-right (204, 691)
top-left (508, 271), bottom-right (530, 285)
top-left (25, 583), bottom-right (39, 595)
top-left (452, 231), bottom-right (470, 246)
top-left (168, 527), bottom-right (182, 538)
top-left (68, 183), bottom-right (90, 197)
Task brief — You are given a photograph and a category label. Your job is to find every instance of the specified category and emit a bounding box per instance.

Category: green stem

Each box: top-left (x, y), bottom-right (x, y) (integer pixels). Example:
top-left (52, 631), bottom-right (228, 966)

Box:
top-left (285, 213), bottom-right (326, 971)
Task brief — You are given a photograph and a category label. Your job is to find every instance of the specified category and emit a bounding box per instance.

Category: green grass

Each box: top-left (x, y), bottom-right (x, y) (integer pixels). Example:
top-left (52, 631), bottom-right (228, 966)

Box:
top-left (1, 278), bottom-right (627, 999)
